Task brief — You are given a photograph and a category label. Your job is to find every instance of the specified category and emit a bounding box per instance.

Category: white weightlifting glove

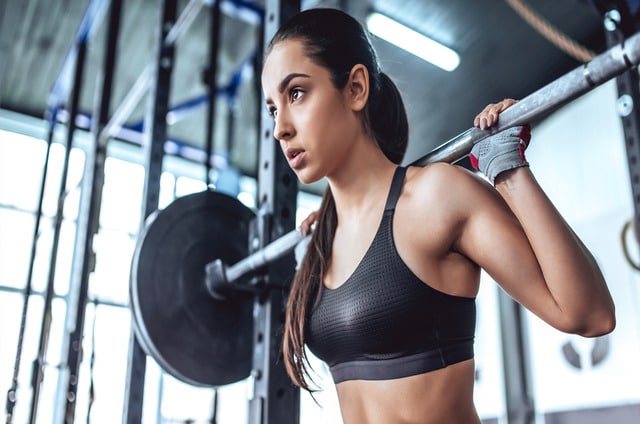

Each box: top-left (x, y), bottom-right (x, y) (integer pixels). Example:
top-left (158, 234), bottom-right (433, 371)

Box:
top-left (469, 125), bottom-right (531, 184)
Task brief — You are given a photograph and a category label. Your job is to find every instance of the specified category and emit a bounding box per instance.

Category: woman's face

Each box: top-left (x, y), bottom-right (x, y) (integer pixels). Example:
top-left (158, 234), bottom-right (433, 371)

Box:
top-left (261, 39), bottom-right (363, 184)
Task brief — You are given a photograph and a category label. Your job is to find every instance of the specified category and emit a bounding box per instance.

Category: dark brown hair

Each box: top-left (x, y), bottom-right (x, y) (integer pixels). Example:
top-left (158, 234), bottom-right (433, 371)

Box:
top-left (267, 8), bottom-right (409, 390)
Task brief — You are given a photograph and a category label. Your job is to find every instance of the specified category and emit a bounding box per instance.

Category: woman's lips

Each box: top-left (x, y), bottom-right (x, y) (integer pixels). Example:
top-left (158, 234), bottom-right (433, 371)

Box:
top-left (286, 148), bottom-right (305, 169)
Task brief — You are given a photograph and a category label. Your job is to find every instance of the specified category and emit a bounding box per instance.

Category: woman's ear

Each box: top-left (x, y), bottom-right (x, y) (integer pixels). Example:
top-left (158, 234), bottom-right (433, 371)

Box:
top-left (345, 64), bottom-right (369, 112)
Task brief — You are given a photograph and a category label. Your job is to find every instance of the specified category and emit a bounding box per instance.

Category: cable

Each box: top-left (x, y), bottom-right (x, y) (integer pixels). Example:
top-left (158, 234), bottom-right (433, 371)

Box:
top-left (505, 0), bottom-right (596, 63)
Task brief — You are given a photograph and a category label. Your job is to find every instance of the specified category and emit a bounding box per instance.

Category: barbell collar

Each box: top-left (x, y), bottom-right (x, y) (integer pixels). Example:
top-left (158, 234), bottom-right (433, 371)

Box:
top-left (205, 259), bottom-right (231, 300)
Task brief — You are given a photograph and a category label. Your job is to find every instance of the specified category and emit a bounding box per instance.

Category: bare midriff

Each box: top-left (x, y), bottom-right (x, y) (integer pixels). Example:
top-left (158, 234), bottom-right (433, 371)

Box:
top-left (334, 359), bottom-right (480, 424)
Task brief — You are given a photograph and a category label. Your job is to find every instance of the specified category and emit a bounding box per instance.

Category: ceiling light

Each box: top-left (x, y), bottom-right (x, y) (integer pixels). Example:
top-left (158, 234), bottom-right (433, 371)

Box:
top-left (366, 12), bottom-right (460, 72)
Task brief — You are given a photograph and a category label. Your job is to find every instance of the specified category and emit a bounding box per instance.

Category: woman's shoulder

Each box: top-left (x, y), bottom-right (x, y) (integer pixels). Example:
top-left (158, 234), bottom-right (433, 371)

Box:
top-left (405, 162), bottom-right (486, 192)
top-left (401, 163), bottom-right (493, 215)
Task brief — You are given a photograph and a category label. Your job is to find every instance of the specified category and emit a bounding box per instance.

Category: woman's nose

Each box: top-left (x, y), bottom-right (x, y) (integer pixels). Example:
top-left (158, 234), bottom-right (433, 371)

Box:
top-left (273, 111), bottom-right (294, 141)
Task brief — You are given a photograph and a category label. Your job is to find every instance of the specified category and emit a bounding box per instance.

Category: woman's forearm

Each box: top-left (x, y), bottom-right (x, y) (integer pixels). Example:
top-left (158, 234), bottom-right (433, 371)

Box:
top-left (494, 167), bottom-right (615, 336)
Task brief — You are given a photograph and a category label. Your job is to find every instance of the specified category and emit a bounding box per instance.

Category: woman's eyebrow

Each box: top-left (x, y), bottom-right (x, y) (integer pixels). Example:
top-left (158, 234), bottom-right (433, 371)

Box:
top-left (265, 72), bottom-right (311, 105)
top-left (278, 72), bottom-right (310, 93)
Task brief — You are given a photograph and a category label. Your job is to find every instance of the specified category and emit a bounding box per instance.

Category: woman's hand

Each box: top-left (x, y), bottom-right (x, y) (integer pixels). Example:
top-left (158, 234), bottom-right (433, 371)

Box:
top-left (294, 210), bottom-right (318, 270)
top-left (473, 98), bottom-right (518, 130)
top-left (469, 98), bottom-right (531, 184)
top-left (299, 210), bottom-right (318, 236)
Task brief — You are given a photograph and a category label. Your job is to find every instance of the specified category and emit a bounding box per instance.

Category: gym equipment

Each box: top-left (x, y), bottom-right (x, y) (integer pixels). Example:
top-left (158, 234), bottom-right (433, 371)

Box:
top-left (130, 190), bottom-right (255, 386)
top-left (129, 30), bottom-right (640, 387)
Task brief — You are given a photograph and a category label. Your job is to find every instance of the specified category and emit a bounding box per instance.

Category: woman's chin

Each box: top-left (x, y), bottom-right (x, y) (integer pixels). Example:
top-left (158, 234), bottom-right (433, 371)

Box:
top-left (294, 169), bottom-right (321, 186)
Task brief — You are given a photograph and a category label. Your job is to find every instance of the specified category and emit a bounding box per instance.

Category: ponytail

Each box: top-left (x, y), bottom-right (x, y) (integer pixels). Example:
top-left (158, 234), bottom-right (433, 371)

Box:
top-left (366, 71), bottom-right (409, 165)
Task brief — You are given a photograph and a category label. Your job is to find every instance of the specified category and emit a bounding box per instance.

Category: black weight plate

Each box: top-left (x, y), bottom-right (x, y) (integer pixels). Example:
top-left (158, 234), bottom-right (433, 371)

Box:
top-left (130, 189), bottom-right (255, 387)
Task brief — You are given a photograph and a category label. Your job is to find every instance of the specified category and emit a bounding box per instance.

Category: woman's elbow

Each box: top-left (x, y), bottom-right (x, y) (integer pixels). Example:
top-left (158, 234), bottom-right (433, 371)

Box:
top-left (585, 311), bottom-right (616, 337)
top-left (568, 280), bottom-right (617, 337)
top-left (572, 307), bottom-right (616, 337)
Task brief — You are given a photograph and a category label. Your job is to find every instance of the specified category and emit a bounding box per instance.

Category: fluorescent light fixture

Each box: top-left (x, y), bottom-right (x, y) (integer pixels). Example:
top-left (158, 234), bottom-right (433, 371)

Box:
top-left (366, 12), bottom-right (460, 72)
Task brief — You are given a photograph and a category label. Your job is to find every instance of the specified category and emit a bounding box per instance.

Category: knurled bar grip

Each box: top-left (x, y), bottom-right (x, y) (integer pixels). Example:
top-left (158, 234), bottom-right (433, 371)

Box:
top-left (209, 30), bottom-right (640, 295)
top-left (413, 31), bottom-right (640, 166)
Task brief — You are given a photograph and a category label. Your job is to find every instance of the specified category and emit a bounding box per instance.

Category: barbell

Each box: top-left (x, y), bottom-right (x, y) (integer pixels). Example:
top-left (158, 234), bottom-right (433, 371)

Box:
top-left (130, 31), bottom-right (640, 387)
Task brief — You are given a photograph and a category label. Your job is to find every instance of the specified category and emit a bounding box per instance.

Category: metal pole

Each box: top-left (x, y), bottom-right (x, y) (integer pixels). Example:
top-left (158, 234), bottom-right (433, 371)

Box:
top-left (247, 0), bottom-right (300, 423)
top-left (28, 36), bottom-right (89, 424)
top-left (99, 0), bottom-right (202, 143)
top-left (204, 28), bottom-right (640, 291)
top-left (58, 0), bottom-right (125, 421)
top-left (100, 0), bottom-right (261, 143)
top-left (204, 0), bottom-right (221, 186)
top-left (498, 292), bottom-right (535, 424)
top-left (4, 106), bottom-right (58, 424)
top-left (123, 0), bottom-right (177, 422)
top-left (45, 0), bottom-right (109, 118)
top-left (601, 3), bottom-right (640, 257)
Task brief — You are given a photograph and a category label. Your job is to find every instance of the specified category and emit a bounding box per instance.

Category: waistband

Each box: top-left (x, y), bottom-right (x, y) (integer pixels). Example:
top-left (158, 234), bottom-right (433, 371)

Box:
top-left (329, 341), bottom-right (474, 383)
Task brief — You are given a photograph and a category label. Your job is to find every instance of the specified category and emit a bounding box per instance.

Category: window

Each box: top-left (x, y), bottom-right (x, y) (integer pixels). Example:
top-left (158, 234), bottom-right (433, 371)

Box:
top-left (0, 110), bottom-right (331, 423)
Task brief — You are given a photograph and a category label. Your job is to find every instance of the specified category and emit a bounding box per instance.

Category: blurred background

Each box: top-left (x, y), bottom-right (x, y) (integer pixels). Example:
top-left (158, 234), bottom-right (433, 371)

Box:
top-left (1, 0), bottom-right (640, 422)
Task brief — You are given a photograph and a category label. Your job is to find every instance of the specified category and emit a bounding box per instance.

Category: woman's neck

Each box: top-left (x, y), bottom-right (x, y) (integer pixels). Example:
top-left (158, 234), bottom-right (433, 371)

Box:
top-left (327, 146), bottom-right (397, 222)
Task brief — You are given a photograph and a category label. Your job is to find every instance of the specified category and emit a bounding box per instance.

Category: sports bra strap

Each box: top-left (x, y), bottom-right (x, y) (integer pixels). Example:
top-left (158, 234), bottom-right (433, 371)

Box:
top-left (384, 166), bottom-right (407, 212)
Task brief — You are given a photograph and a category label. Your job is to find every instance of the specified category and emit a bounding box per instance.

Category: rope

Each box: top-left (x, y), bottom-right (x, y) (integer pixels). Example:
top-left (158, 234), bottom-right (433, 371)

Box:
top-left (505, 0), bottom-right (596, 63)
top-left (621, 218), bottom-right (640, 271)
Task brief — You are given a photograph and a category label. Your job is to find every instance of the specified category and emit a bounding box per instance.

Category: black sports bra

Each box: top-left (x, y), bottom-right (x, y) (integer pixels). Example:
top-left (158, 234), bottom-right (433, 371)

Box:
top-left (306, 166), bottom-right (476, 383)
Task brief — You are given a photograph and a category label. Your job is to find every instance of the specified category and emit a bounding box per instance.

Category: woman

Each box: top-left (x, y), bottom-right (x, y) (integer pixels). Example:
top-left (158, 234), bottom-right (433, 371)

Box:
top-left (261, 8), bottom-right (615, 424)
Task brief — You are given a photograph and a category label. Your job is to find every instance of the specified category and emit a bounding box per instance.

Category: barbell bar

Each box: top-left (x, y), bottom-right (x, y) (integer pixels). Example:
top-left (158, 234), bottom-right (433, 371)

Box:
top-left (205, 30), bottom-right (640, 299)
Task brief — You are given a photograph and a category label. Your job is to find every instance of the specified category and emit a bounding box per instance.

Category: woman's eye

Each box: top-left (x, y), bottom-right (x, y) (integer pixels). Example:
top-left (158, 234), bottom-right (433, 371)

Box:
top-left (290, 88), bottom-right (303, 102)
top-left (268, 108), bottom-right (277, 118)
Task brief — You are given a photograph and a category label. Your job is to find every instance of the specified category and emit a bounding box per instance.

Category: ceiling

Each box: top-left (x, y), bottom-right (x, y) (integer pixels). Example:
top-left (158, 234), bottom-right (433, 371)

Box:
top-left (0, 0), bottom-right (626, 194)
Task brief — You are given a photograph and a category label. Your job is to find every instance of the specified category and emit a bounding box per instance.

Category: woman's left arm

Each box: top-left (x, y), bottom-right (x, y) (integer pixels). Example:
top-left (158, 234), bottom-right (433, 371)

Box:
top-left (494, 166), bottom-right (615, 336)
top-left (469, 99), bottom-right (615, 336)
